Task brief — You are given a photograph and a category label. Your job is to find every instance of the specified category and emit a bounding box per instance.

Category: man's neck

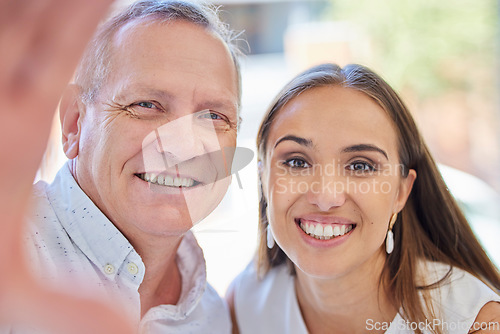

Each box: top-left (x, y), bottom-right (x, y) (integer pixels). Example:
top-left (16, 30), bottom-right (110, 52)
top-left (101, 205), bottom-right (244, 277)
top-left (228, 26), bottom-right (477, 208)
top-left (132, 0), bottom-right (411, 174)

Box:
top-left (136, 233), bottom-right (184, 317)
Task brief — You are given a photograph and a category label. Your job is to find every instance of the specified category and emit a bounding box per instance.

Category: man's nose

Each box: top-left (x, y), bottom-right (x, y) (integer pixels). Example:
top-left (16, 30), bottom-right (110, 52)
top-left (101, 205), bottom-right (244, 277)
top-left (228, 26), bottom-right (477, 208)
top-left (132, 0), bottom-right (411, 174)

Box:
top-left (154, 115), bottom-right (210, 165)
top-left (305, 171), bottom-right (347, 211)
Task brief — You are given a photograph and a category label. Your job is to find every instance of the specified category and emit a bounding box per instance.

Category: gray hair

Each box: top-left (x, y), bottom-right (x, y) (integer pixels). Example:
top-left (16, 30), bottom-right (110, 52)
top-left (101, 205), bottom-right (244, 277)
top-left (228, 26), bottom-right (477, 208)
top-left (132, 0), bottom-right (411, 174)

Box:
top-left (74, 0), bottom-right (243, 107)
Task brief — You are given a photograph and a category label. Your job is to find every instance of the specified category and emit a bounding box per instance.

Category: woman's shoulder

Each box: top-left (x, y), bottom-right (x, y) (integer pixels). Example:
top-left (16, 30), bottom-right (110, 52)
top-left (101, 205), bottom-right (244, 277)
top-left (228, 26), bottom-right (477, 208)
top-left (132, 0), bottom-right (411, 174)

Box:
top-left (230, 261), bottom-right (293, 310)
top-left (417, 260), bottom-right (498, 295)
top-left (228, 262), bottom-right (307, 334)
top-left (417, 259), bottom-right (500, 331)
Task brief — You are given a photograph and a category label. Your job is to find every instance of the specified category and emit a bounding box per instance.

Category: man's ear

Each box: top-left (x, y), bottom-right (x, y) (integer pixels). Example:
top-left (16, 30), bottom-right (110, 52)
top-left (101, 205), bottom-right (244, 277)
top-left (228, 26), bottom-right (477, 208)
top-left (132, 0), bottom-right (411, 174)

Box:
top-left (60, 84), bottom-right (84, 159)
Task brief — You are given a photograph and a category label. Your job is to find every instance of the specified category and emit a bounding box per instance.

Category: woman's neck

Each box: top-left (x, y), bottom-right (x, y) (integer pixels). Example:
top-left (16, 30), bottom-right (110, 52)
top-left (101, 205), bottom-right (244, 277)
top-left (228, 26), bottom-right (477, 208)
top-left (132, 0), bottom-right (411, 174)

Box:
top-left (294, 250), bottom-right (397, 334)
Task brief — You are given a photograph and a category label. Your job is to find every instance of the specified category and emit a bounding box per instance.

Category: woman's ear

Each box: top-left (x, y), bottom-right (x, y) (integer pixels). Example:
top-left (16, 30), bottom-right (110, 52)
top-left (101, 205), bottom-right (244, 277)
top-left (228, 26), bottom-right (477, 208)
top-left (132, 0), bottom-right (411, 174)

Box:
top-left (257, 160), bottom-right (263, 175)
top-left (60, 84), bottom-right (84, 159)
top-left (394, 169), bottom-right (417, 213)
top-left (258, 160), bottom-right (268, 197)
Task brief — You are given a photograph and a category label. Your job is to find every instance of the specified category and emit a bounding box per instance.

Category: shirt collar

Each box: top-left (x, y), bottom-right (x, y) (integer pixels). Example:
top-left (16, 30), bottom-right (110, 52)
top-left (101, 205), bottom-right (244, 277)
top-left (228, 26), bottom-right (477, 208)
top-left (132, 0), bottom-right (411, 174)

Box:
top-left (46, 162), bottom-right (135, 279)
top-left (173, 231), bottom-right (207, 318)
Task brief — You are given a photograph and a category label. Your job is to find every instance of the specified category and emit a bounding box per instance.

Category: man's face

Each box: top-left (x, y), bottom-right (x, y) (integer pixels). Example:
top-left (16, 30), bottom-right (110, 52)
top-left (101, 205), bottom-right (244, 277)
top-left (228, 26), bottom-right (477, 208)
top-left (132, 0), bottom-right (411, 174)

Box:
top-left (74, 20), bottom-right (239, 240)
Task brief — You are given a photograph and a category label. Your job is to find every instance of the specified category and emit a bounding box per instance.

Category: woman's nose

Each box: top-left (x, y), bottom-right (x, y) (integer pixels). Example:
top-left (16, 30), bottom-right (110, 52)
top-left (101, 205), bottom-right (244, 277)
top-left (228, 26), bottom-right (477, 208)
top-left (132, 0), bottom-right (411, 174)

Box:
top-left (305, 170), bottom-right (347, 211)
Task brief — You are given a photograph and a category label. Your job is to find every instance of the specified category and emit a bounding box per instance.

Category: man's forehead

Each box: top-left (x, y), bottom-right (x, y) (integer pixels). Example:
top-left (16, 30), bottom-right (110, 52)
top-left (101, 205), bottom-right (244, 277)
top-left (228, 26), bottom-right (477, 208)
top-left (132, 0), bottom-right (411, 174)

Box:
top-left (113, 17), bottom-right (158, 45)
top-left (109, 18), bottom-right (231, 75)
top-left (113, 17), bottom-right (212, 48)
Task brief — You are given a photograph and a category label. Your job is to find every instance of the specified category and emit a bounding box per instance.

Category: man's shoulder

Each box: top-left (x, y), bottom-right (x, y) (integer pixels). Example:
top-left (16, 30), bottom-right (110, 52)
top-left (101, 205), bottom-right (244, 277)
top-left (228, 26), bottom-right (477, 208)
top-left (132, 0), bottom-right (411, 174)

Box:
top-left (30, 179), bottom-right (50, 208)
top-left (24, 178), bottom-right (88, 278)
top-left (26, 179), bottom-right (61, 235)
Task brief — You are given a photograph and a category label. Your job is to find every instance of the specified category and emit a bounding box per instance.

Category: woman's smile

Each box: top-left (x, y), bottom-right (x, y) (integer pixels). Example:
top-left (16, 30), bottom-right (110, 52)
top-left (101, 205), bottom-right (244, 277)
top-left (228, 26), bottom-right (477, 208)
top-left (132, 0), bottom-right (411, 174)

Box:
top-left (296, 219), bottom-right (356, 240)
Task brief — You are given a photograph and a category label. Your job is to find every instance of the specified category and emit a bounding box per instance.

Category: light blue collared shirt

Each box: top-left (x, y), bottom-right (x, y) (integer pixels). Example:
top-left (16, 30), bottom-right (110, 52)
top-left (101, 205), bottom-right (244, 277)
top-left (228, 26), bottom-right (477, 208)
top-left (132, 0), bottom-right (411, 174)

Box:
top-left (18, 162), bottom-right (230, 333)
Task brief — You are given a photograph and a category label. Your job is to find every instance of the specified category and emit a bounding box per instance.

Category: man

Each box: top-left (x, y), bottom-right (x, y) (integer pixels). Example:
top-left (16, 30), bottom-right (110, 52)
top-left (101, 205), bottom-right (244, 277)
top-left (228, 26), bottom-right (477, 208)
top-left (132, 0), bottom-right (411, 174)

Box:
top-left (0, 0), bottom-right (242, 333)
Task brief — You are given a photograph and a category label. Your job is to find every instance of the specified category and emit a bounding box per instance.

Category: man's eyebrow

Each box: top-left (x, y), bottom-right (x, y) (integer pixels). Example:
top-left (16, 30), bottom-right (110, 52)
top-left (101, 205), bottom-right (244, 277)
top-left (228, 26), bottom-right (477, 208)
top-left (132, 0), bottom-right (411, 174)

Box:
top-left (197, 100), bottom-right (238, 114)
top-left (117, 86), bottom-right (238, 113)
top-left (274, 135), bottom-right (313, 149)
top-left (342, 144), bottom-right (388, 160)
top-left (115, 85), bottom-right (174, 101)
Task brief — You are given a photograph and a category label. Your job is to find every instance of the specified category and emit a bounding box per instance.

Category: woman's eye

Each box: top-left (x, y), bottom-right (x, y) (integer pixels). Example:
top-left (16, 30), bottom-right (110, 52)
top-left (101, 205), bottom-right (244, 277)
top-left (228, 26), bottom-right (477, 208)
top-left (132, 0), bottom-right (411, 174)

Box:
top-left (348, 161), bottom-right (375, 172)
top-left (284, 158), bottom-right (311, 169)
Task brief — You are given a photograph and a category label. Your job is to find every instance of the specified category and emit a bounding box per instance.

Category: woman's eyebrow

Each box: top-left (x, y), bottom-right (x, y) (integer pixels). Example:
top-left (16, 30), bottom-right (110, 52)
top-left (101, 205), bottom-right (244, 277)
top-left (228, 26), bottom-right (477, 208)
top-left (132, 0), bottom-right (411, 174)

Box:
top-left (274, 135), bottom-right (313, 149)
top-left (342, 144), bottom-right (388, 160)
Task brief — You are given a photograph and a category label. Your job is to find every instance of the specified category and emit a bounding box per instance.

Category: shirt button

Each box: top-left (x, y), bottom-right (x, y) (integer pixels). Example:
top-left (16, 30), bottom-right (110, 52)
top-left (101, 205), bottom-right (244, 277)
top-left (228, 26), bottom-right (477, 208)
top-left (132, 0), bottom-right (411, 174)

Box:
top-left (104, 264), bottom-right (115, 275)
top-left (127, 263), bottom-right (139, 275)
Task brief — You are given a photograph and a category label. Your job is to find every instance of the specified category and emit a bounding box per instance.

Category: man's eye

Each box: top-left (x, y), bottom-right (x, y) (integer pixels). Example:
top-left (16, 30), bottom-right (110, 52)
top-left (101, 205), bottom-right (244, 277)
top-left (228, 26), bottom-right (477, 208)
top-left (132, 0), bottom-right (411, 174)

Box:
top-left (137, 101), bottom-right (156, 109)
top-left (284, 158), bottom-right (311, 169)
top-left (200, 111), bottom-right (224, 121)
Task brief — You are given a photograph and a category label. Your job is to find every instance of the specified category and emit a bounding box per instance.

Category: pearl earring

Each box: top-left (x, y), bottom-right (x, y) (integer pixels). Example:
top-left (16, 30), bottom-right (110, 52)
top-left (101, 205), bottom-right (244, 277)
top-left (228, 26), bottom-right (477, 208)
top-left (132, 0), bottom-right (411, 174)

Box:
top-left (386, 213), bottom-right (397, 254)
top-left (266, 225), bottom-right (275, 249)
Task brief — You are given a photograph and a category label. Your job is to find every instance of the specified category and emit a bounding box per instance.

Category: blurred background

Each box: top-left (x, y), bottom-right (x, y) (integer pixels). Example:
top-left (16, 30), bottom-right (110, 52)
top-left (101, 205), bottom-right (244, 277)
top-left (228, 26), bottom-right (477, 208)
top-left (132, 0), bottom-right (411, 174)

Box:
top-left (38, 0), bottom-right (500, 295)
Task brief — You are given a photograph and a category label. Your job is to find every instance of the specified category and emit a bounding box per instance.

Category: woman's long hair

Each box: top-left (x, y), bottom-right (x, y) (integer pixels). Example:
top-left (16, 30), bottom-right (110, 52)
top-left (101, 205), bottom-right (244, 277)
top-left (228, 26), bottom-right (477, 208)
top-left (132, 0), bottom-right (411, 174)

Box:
top-left (256, 63), bottom-right (500, 333)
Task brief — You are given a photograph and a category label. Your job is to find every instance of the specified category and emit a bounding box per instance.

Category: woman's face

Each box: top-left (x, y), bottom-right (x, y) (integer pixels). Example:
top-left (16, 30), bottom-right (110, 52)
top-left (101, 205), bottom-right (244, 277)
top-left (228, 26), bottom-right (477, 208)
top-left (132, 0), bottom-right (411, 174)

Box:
top-left (262, 86), bottom-right (416, 279)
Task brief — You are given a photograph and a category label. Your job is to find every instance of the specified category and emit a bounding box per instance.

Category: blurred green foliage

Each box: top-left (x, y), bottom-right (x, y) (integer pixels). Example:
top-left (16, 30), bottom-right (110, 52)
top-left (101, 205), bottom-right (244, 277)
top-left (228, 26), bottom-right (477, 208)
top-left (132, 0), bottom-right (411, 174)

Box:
top-left (329, 0), bottom-right (498, 98)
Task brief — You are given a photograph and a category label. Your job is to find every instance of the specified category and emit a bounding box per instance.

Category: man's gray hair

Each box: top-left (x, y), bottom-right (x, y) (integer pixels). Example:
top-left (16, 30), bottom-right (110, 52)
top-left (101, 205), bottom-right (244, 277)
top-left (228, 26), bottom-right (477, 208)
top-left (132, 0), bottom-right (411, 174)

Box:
top-left (74, 0), bottom-right (243, 107)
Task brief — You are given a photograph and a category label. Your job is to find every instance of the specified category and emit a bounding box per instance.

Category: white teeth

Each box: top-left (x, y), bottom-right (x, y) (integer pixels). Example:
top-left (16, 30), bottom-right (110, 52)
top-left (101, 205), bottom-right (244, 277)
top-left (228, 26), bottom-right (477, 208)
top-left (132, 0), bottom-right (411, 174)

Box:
top-left (299, 221), bottom-right (354, 240)
top-left (313, 224), bottom-right (323, 236)
top-left (139, 173), bottom-right (196, 188)
top-left (173, 178), bottom-right (181, 187)
top-left (324, 225), bottom-right (333, 238)
top-left (307, 223), bottom-right (314, 235)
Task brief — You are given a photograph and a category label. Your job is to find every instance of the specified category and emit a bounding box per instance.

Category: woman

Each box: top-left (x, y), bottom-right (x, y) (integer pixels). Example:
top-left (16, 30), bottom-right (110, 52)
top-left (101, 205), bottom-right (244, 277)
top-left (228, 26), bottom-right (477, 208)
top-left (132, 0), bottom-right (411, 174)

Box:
top-left (227, 63), bottom-right (500, 334)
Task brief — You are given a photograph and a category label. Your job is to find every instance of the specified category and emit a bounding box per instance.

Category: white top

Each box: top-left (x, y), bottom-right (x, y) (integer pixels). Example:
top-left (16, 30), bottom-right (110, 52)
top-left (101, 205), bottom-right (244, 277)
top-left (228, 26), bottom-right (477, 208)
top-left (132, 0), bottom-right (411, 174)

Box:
top-left (230, 260), bottom-right (500, 334)
top-left (10, 163), bottom-right (231, 334)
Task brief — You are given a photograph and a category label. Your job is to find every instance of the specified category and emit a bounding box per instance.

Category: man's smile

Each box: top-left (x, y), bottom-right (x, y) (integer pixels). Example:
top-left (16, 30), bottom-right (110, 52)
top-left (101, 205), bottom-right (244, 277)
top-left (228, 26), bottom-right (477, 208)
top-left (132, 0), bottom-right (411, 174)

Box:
top-left (136, 172), bottom-right (202, 188)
